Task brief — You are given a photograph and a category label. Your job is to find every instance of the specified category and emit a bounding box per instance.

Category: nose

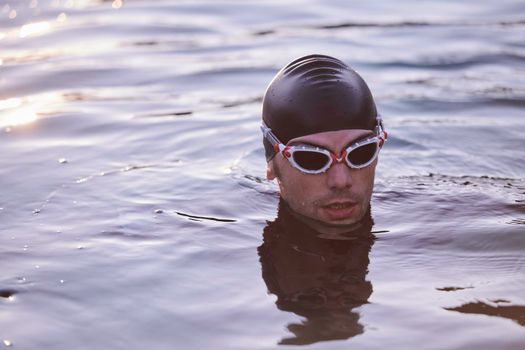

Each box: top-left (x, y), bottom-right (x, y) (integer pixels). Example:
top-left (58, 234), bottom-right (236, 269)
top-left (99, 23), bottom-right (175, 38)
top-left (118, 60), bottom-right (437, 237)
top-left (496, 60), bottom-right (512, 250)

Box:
top-left (325, 162), bottom-right (353, 190)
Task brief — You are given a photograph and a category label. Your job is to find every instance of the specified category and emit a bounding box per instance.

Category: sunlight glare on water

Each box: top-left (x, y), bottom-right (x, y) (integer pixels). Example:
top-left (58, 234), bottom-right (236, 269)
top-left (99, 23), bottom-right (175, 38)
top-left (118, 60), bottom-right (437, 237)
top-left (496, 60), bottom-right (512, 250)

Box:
top-left (19, 21), bottom-right (51, 38)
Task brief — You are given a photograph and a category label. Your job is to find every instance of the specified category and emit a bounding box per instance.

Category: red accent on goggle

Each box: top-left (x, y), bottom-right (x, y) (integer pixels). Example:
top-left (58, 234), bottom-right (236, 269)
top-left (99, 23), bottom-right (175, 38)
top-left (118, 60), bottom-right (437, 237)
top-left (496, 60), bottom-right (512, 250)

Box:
top-left (283, 146), bottom-right (291, 158)
top-left (329, 150), bottom-right (348, 163)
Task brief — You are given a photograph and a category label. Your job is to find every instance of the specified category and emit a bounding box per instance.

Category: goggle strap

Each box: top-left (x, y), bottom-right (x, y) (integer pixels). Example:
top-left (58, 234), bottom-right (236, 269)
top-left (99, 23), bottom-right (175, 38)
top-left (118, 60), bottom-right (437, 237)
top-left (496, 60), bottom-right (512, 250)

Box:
top-left (260, 122), bottom-right (281, 147)
top-left (374, 116), bottom-right (388, 146)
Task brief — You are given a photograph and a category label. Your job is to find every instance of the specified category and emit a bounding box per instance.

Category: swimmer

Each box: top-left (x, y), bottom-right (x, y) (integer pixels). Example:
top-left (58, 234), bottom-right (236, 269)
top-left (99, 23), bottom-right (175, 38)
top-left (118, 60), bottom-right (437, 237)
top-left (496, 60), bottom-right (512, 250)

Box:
top-left (261, 54), bottom-right (387, 234)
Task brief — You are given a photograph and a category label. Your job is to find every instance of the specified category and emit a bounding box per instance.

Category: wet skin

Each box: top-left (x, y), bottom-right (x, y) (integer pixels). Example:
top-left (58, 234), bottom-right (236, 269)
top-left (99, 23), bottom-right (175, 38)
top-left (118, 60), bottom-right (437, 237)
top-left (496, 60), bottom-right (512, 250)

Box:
top-left (267, 128), bottom-right (377, 234)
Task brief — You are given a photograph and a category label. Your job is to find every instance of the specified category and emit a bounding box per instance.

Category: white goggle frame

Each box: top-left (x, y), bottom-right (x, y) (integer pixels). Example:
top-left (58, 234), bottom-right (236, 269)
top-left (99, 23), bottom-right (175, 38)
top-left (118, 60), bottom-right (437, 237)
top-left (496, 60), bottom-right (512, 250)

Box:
top-left (261, 117), bottom-right (387, 174)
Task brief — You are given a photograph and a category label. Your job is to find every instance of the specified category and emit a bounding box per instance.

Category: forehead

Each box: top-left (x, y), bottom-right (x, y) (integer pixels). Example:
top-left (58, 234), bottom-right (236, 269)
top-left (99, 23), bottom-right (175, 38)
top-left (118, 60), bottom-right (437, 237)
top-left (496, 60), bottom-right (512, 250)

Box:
top-left (287, 129), bottom-right (373, 149)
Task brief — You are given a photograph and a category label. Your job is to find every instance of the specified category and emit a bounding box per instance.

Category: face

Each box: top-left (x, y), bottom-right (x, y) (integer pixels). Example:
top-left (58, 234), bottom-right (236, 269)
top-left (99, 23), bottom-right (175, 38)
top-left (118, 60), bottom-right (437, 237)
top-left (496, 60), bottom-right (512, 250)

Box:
top-left (267, 129), bottom-right (377, 234)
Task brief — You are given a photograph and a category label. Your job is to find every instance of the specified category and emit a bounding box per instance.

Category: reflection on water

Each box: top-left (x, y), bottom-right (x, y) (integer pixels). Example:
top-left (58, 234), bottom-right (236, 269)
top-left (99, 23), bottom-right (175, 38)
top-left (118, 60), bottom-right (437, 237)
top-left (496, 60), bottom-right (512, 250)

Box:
top-left (446, 300), bottom-right (525, 327)
top-left (259, 200), bottom-right (375, 345)
top-left (0, 93), bottom-right (64, 128)
top-left (19, 21), bottom-right (51, 38)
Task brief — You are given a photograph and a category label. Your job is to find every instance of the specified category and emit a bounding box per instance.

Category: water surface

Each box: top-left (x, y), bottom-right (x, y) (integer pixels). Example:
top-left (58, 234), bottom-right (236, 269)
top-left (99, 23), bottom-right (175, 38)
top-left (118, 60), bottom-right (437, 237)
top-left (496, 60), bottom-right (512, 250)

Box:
top-left (1, 0), bottom-right (524, 349)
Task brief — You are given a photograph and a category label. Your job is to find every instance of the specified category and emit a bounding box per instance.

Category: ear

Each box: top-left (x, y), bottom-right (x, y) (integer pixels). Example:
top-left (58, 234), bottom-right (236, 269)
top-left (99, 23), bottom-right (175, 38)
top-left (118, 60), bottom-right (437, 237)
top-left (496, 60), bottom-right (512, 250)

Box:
top-left (266, 160), bottom-right (277, 180)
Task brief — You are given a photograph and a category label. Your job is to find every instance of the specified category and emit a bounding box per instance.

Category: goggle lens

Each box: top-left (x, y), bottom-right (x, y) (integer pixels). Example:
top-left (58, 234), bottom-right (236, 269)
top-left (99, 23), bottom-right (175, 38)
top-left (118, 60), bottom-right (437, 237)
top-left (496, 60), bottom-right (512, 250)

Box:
top-left (293, 151), bottom-right (330, 171)
top-left (346, 143), bottom-right (378, 166)
top-left (291, 141), bottom-right (379, 173)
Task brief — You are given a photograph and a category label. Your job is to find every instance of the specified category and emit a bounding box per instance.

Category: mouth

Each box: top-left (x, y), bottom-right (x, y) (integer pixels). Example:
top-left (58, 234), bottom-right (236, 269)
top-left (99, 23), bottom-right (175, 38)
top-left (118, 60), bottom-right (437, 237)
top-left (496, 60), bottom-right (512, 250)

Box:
top-left (321, 201), bottom-right (358, 221)
top-left (325, 202), bottom-right (355, 209)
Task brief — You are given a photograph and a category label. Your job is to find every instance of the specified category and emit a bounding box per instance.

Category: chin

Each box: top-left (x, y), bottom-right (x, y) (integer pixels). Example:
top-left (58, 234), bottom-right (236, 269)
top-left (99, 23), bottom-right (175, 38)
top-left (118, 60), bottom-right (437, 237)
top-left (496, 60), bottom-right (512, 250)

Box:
top-left (323, 216), bottom-right (361, 226)
top-left (285, 203), bottom-right (363, 234)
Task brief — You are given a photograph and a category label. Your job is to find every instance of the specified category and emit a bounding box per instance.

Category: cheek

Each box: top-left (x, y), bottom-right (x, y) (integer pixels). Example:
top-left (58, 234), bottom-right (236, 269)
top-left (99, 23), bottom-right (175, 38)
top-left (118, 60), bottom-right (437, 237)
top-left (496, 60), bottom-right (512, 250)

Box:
top-left (275, 162), bottom-right (320, 201)
top-left (276, 173), bottom-right (301, 200)
top-left (356, 165), bottom-right (376, 195)
top-left (279, 176), bottom-right (325, 212)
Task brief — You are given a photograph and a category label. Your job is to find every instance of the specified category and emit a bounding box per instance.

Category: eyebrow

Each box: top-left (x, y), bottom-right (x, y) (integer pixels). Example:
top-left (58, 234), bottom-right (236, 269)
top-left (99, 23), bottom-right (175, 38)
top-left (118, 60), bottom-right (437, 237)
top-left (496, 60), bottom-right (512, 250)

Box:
top-left (289, 132), bottom-right (374, 149)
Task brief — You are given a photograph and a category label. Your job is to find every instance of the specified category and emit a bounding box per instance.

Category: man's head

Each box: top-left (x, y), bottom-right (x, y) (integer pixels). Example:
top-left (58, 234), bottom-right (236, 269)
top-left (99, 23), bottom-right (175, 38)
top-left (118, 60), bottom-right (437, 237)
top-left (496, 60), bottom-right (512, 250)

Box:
top-left (261, 54), bottom-right (386, 233)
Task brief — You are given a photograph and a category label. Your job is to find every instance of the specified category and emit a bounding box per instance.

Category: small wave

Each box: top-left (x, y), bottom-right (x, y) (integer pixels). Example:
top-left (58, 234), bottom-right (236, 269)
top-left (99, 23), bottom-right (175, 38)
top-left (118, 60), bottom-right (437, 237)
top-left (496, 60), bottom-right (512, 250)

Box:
top-left (253, 19), bottom-right (525, 37)
top-left (175, 211), bottom-right (236, 223)
top-left (375, 52), bottom-right (525, 70)
top-left (0, 53), bottom-right (59, 66)
top-left (0, 289), bottom-right (17, 299)
top-left (96, 230), bottom-right (157, 240)
top-left (229, 149), bottom-right (278, 196)
top-left (313, 19), bottom-right (525, 30)
top-left (75, 164), bottom-right (157, 184)
top-left (136, 96), bottom-right (261, 118)
top-left (380, 66), bottom-right (525, 107)
top-left (385, 136), bottom-right (428, 150)
top-left (220, 96), bottom-right (262, 109)
top-left (374, 173), bottom-right (525, 237)
top-left (183, 66), bottom-right (275, 78)
top-left (138, 110), bottom-right (193, 118)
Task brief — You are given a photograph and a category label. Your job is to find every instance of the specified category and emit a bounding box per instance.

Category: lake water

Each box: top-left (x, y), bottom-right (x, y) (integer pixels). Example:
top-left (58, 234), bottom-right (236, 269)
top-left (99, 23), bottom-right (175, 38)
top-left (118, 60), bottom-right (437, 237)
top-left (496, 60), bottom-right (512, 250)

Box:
top-left (1, 0), bottom-right (524, 349)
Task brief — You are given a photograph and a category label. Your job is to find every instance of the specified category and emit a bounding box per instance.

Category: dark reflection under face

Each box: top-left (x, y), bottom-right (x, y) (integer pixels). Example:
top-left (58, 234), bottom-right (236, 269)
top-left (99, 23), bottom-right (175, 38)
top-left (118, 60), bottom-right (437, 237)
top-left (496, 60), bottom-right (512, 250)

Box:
top-left (258, 200), bottom-right (375, 345)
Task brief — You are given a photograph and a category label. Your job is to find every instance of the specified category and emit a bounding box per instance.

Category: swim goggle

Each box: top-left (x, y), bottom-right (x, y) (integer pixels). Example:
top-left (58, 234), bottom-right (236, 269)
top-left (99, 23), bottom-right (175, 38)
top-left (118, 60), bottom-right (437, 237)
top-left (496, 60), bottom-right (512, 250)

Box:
top-left (261, 117), bottom-right (388, 174)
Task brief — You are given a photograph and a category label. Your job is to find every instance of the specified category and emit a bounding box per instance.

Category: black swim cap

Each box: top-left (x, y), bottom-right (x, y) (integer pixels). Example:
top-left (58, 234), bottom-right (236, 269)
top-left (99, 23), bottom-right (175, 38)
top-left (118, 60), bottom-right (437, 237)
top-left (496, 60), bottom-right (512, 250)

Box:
top-left (262, 54), bottom-right (378, 161)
